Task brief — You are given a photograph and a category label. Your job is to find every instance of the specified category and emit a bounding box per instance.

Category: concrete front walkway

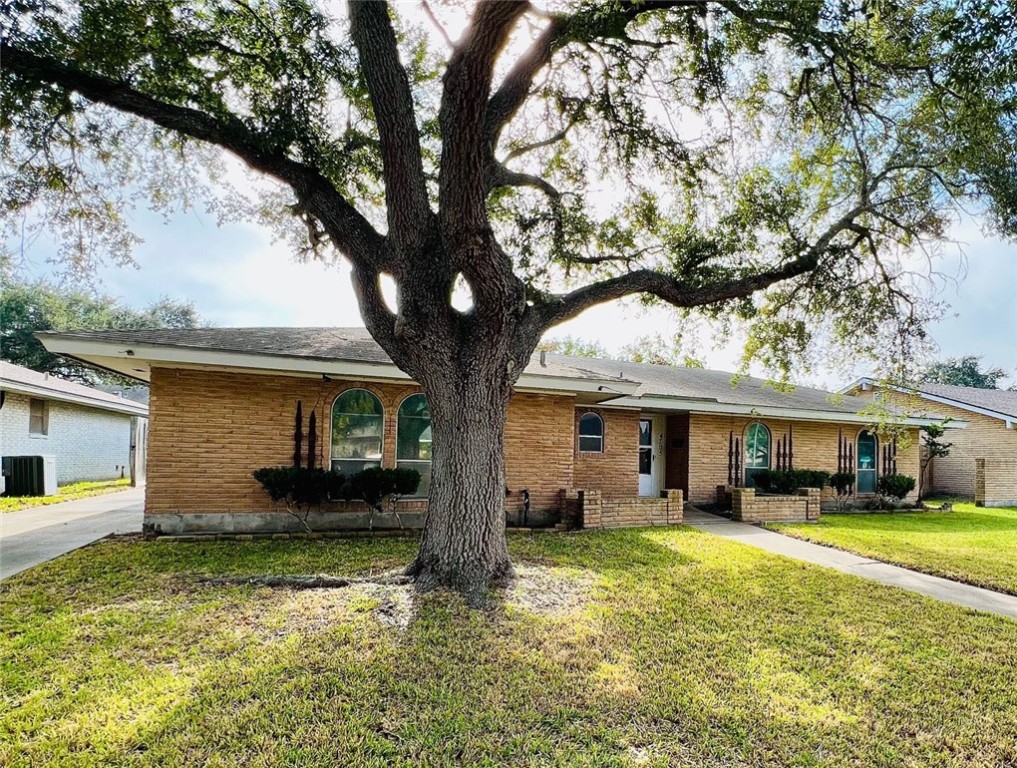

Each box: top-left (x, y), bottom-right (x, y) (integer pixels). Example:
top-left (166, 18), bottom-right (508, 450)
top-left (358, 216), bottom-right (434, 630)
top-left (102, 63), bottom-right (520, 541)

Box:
top-left (0, 487), bottom-right (144, 581)
top-left (683, 508), bottom-right (1017, 619)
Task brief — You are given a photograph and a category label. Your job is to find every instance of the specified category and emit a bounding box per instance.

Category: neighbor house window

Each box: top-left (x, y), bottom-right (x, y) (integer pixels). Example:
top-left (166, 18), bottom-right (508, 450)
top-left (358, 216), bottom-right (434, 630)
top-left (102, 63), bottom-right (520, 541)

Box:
top-left (578, 412), bottom-right (604, 453)
top-left (330, 389), bottom-right (384, 476)
top-left (744, 422), bottom-right (770, 486)
top-left (396, 394), bottom-right (432, 498)
top-left (29, 398), bottom-right (48, 436)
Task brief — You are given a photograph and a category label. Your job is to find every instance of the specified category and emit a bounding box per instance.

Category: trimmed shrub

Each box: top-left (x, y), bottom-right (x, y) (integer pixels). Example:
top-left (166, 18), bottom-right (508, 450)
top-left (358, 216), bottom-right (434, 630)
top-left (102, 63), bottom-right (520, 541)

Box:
top-left (753, 468), bottom-right (832, 494)
top-left (339, 467), bottom-right (421, 511)
top-left (877, 473), bottom-right (916, 500)
top-left (252, 466), bottom-right (421, 511)
top-left (829, 472), bottom-right (856, 496)
top-left (251, 467), bottom-right (335, 506)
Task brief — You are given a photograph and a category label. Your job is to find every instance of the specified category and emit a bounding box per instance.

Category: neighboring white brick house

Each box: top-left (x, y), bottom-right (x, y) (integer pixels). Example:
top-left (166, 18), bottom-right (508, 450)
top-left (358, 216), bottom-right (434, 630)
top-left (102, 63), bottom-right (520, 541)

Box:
top-left (1, 361), bottom-right (148, 486)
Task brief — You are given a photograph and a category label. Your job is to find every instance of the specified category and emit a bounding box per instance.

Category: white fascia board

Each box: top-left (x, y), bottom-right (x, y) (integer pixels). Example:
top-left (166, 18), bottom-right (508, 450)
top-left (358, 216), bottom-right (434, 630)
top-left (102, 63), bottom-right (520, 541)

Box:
top-left (0, 379), bottom-right (148, 417)
top-left (42, 337), bottom-right (414, 381)
top-left (40, 336), bottom-right (640, 397)
top-left (596, 395), bottom-right (952, 427)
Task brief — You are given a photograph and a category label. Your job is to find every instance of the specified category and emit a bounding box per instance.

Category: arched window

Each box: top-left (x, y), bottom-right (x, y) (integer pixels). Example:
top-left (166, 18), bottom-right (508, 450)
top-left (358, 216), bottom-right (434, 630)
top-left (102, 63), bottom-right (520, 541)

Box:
top-left (578, 412), bottom-right (604, 453)
top-left (744, 422), bottom-right (771, 486)
top-left (857, 430), bottom-right (878, 494)
top-left (397, 394), bottom-right (432, 498)
top-left (330, 389), bottom-right (384, 476)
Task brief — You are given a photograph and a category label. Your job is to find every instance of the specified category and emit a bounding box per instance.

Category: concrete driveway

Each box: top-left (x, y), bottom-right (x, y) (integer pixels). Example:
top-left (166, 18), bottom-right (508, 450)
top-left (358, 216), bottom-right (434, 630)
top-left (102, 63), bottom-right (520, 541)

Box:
top-left (0, 486), bottom-right (144, 581)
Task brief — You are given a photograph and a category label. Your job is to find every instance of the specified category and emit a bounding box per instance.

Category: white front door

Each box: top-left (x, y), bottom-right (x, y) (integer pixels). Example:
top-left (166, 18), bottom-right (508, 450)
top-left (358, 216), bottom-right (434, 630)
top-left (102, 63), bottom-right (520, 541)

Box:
top-left (638, 415), bottom-right (665, 497)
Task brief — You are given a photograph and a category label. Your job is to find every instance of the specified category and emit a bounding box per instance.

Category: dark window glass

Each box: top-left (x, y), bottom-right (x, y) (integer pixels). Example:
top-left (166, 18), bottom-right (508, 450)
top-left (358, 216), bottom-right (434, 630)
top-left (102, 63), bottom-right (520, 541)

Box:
top-left (331, 389), bottom-right (383, 476)
top-left (744, 422), bottom-right (770, 486)
top-left (857, 430), bottom-right (878, 494)
top-left (578, 412), bottom-right (604, 453)
top-left (638, 419), bottom-right (652, 474)
top-left (397, 394), bottom-right (431, 498)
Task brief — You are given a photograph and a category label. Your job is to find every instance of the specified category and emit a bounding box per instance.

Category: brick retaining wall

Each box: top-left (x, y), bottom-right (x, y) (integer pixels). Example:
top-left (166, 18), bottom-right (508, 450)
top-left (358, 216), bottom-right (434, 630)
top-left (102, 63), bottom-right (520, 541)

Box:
top-left (731, 487), bottom-right (821, 523)
top-left (578, 489), bottom-right (683, 529)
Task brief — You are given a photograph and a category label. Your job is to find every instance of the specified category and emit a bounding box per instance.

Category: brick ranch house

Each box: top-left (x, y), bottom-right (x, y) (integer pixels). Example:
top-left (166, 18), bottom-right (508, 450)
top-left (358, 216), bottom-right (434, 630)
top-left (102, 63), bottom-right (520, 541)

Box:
top-left (39, 328), bottom-right (942, 533)
top-left (1, 359), bottom-right (149, 491)
top-left (845, 378), bottom-right (1016, 505)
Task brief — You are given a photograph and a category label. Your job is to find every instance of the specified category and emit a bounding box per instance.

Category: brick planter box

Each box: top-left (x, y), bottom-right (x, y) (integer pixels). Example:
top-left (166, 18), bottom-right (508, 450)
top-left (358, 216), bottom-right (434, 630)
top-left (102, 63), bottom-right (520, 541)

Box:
top-left (571, 488), bottom-right (684, 530)
top-left (731, 487), bottom-right (821, 523)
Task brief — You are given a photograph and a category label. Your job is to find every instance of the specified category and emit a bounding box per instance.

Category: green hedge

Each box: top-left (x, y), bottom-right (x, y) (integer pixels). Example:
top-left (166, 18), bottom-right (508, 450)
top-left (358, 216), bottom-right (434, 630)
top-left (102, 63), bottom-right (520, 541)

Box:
top-left (829, 472), bottom-right (856, 496)
top-left (752, 468), bottom-right (832, 494)
top-left (252, 466), bottom-right (421, 510)
top-left (877, 473), bottom-right (917, 500)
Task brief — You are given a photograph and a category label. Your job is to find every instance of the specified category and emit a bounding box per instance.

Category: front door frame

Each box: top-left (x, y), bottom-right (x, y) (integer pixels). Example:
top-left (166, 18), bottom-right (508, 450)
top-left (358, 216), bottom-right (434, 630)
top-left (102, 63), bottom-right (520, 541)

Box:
top-left (638, 413), bottom-right (666, 497)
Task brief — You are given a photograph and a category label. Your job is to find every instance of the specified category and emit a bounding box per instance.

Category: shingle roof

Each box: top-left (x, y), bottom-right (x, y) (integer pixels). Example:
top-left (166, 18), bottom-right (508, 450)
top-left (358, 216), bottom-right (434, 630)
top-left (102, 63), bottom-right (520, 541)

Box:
top-left (38, 327), bottom-right (877, 415)
top-left (915, 382), bottom-right (1017, 420)
top-left (0, 359), bottom-right (148, 416)
top-left (540, 354), bottom-right (876, 415)
top-left (38, 327), bottom-right (636, 385)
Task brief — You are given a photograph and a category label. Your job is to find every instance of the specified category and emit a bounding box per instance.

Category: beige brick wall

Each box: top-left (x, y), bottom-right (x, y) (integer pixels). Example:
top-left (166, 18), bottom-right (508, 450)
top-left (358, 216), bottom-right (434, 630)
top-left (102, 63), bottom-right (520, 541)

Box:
top-left (580, 489), bottom-right (683, 529)
top-left (145, 366), bottom-right (926, 522)
top-left (505, 392), bottom-right (575, 513)
top-left (146, 368), bottom-right (575, 517)
top-left (686, 413), bottom-right (920, 505)
top-left (975, 458), bottom-right (1017, 507)
top-left (854, 388), bottom-right (1017, 498)
top-left (573, 407), bottom-right (640, 499)
top-left (731, 487), bottom-right (821, 523)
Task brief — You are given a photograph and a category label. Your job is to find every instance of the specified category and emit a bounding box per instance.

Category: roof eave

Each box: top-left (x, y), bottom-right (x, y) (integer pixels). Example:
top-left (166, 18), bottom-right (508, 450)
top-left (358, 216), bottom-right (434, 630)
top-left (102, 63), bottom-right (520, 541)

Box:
top-left (38, 334), bottom-right (641, 398)
top-left (598, 395), bottom-right (949, 427)
top-left (0, 379), bottom-right (148, 416)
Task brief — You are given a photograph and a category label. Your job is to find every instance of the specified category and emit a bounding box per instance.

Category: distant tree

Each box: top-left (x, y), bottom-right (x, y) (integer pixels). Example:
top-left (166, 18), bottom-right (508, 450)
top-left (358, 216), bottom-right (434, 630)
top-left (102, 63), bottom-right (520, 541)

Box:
top-left (920, 356), bottom-right (1008, 389)
top-left (619, 334), bottom-right (704, 368)
top-left (0, 280), bottom-right (204, 384)
top-left (536, 336), bottom-right (608, 359)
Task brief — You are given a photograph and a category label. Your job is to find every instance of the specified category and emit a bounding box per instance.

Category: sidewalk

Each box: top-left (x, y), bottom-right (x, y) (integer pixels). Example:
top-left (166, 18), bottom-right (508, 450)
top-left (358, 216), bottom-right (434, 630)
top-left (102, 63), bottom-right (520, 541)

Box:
top-left (0, 486), bottom-right (144, 581)
top-left (683, 508), bottom-right (1017, 620)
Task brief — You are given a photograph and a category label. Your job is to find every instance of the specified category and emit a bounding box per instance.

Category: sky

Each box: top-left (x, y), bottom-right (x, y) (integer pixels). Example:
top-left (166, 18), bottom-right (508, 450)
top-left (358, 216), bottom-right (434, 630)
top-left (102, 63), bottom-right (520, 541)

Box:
top-left (10, 201), bottom-right (1017, 390)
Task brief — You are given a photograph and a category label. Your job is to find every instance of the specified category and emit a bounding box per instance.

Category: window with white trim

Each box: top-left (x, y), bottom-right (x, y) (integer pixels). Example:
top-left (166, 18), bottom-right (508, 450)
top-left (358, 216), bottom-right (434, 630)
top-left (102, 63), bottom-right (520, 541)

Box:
top-left (744, 422), bottom-right (770, 486)
top-left (330, 389), bottom-right (383, 475)
top-left (396, 394), bottom-right (432, 498)
top-left (578, 412), bottom-right (604, 453)
top-left (29, 398), bottom-right (48, 436)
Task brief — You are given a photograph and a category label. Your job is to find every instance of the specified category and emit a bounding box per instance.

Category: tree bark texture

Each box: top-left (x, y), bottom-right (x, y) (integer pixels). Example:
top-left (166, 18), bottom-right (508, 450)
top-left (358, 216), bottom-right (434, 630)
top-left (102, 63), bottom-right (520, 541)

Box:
top-left (405, 361), bottom-right (517, 606)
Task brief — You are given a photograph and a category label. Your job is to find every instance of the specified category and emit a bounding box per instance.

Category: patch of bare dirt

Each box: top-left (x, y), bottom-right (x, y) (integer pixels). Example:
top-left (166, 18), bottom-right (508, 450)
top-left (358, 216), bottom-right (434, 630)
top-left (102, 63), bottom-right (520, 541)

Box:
top-left (501, 564), bottom-right (596, 617)
top-left (252, 579), bottom-right (416, 638)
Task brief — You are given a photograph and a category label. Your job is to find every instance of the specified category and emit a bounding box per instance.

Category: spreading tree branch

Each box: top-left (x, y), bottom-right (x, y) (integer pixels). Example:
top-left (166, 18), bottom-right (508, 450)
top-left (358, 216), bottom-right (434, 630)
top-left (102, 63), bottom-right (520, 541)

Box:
top-left (534, 205), bottom-right (871, 328)
top-left (0, 42), bottom-right (389, 269)
top-left (483, 1), bottom-right (702, 150)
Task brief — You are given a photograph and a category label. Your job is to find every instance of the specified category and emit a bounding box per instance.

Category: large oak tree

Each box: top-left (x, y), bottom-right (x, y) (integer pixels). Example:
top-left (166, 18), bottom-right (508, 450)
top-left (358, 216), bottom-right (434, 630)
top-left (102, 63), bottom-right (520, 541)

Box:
top-left (2, 0), bottom-right (1015, 600)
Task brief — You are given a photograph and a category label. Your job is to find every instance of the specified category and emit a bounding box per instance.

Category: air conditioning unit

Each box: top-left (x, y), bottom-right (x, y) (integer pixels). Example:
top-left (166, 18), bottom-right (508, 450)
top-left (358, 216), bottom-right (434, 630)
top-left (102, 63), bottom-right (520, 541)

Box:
top-left (1, 455), bottom-right (58, 497)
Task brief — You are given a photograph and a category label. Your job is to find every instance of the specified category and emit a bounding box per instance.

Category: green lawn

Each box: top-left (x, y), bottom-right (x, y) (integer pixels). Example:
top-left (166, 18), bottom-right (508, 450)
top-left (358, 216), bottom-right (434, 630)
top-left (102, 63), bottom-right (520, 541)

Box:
top-left (0, 478), bottom-right (131, 513)
top-left (772, 500), bottom-right (1017, 595)
top-left (3, 529), bottom-right (1016, 767)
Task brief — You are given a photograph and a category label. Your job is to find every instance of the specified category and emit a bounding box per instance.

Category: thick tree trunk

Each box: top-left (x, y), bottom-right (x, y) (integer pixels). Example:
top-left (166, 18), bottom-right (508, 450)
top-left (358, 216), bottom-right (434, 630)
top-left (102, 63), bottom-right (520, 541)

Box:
top-left (405, 369), bottom-right (515, 605)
